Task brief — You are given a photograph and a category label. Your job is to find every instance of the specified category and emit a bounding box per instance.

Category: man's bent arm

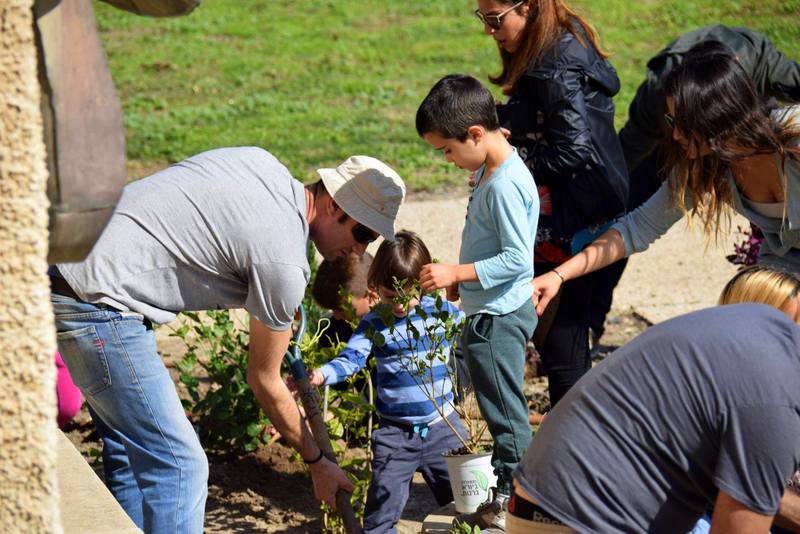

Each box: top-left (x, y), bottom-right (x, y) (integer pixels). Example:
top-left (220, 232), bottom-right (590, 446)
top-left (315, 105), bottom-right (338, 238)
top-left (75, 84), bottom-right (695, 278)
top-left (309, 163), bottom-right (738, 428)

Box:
top-left (247, 317), bottom-right (353, 508)
top-left (710, 490), bottom-right (774, 534)
top-left (773, 489), bottom-right (800, 532)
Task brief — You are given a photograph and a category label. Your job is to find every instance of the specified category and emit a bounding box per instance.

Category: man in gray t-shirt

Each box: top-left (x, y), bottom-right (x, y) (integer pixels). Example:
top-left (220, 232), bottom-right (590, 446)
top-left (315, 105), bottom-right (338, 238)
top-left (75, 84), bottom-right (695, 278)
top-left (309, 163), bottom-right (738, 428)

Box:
top-left (51, 147), bottom-right (405, 532)
top-left (510, 304), bottom-right (800, 534)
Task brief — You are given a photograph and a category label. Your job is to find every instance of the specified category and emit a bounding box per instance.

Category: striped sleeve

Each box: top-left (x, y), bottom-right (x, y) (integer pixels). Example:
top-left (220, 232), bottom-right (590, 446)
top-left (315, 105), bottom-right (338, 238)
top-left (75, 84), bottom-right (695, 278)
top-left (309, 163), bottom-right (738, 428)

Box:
top-left (371, 297), bottom-right (461, 425)
top-left (318, 317), bottom-right (375, 385)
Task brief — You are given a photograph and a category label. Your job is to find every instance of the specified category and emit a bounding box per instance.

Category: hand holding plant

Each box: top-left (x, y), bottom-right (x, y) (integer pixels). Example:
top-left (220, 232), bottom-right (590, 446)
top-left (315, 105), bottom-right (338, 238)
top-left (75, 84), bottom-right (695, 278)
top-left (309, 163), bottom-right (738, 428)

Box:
top-left (420, 263), bottom-right (477, 294)
top-left (420, 263), bottom-right (457, 291)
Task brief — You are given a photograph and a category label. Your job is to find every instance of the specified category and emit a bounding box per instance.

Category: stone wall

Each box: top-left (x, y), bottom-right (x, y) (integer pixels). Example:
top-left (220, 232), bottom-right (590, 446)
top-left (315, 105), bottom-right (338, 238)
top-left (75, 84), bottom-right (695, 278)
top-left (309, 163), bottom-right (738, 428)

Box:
top-left (0, 1), bottom-right (60, 532)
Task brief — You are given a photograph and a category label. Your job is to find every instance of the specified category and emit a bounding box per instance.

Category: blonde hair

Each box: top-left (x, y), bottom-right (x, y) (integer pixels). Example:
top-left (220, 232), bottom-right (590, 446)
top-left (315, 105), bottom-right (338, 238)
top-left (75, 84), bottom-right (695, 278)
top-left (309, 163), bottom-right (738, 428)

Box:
top-left (719, 265), bottom-right (800, 321)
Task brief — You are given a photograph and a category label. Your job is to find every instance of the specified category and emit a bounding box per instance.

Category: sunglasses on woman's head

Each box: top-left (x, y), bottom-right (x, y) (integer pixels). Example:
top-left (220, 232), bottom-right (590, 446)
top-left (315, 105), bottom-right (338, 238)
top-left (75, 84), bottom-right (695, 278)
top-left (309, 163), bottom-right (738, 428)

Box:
top-left (474, 0), bottom-right (524, 31)
top-left (351, 223), bottom-right (379, 245)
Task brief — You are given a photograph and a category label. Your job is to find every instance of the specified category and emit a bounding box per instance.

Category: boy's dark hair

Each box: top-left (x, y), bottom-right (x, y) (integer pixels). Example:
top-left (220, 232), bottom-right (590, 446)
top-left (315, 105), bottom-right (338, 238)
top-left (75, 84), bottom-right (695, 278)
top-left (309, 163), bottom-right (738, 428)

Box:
top-left (312, 252), bottom-right (373, 311)
top-left (415, 74), bottom-right (500, 141)
top-left (368, 230), bottom-right (432, 291)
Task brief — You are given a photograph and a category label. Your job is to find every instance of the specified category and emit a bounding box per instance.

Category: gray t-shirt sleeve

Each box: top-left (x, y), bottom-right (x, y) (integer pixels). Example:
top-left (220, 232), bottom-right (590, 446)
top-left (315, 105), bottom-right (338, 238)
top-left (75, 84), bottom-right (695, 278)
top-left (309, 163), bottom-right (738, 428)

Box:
top-left (245, 262), bottom-right (308, 331)
top-left (715, 404), bottom-right (800, 515)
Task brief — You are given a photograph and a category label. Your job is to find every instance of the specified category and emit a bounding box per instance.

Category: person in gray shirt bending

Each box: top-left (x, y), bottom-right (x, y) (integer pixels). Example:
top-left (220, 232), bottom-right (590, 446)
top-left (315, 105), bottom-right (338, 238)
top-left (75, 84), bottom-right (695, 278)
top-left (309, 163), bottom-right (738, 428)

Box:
top-left (507, 304), bottom-right (800, 533)
top-left (50, 147), bottom-right (405, 533)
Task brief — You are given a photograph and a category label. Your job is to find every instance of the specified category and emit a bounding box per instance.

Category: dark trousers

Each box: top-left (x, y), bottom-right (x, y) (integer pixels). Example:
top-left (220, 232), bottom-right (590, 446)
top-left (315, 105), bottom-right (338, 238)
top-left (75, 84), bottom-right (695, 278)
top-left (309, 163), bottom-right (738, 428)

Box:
top-left (589, 151), bottom-right (664, 336)
top-left (461, 300), bottom-right (537, 496)
top-left (587, 259), bottom-right (628, 338)
top-left (537, 265), bottom-right (606, 407)
top-left (364, 413), bottom-right (466, 534)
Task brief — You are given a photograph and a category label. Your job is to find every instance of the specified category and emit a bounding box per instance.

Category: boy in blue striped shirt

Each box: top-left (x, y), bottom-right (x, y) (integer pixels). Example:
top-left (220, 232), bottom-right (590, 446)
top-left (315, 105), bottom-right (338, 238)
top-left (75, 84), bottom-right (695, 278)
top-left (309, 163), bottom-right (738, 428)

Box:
top-left (416, 74), bottom-right (539, 532)
top-left (308, 230), bottom-right (467, 534)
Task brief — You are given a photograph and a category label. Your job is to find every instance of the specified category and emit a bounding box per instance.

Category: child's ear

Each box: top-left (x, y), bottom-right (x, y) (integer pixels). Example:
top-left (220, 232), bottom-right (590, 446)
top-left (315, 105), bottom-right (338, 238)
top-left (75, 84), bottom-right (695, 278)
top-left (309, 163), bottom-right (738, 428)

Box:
top-left (466, 125), bottom-right (485, 144)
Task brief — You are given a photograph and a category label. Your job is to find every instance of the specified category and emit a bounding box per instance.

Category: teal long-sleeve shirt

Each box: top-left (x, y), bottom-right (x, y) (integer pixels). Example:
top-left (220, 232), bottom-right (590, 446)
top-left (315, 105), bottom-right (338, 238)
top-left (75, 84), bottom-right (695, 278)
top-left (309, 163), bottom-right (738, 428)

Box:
top-left (458, 149), bottom-right (539, 316)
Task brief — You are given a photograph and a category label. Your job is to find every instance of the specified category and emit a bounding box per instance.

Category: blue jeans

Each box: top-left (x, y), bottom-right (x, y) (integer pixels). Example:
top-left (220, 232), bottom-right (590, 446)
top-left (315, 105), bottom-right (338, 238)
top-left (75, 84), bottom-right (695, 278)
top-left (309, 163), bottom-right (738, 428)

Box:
top-left (52, 294), bottom-right (208, 533)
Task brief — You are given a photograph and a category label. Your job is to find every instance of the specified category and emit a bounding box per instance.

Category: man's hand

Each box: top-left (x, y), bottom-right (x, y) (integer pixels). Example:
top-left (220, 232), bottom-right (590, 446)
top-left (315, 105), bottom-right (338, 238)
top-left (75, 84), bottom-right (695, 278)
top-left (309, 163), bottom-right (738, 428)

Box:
top-left (308, 457), bottom-right (355, 510)
top-left (532, 270), bottom-right (563, 316)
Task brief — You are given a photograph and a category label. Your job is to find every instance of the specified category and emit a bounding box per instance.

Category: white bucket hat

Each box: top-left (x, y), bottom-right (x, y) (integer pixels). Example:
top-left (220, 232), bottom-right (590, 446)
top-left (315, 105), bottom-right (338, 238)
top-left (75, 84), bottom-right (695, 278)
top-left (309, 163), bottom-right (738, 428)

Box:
top-left (316, 155), bottom-right (406, 240)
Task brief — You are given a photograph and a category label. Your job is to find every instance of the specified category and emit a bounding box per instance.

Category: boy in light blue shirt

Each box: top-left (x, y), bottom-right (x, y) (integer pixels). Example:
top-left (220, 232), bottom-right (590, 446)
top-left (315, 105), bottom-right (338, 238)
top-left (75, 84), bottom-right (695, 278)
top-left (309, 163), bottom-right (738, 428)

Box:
top-left (416, 74), bottom-right (539, 532)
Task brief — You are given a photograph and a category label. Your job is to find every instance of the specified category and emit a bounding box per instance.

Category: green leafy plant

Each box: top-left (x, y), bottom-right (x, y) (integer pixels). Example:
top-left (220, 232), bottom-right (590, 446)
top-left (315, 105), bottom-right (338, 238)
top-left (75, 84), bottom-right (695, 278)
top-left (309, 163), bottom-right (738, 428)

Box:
top-left (369, 277), bottom-right (489, 455)
top-left (174, 309), bottom-right (269, 452)
top-left (451, 519), bottom-right (482, 533)
top-left (297, 317), bottom-right (376, 533)
top-left (175, 307), bottom-right (377, 531)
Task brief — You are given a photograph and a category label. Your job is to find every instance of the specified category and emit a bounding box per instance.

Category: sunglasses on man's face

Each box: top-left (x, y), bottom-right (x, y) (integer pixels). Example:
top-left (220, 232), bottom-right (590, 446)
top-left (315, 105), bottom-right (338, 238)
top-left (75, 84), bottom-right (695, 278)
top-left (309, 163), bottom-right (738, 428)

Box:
top-left (663, 113), bottom-right (677, 131)
top-left (474, 0), bottom-right (524, 31)
top-left (351, 223), bottom-right (379, 245)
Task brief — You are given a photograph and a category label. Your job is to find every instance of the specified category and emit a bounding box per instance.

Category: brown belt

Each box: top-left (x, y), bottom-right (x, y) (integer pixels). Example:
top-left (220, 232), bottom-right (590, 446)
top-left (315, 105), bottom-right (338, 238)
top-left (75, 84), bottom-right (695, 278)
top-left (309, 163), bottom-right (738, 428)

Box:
top-left (50, 276), bottom-right (81, 301)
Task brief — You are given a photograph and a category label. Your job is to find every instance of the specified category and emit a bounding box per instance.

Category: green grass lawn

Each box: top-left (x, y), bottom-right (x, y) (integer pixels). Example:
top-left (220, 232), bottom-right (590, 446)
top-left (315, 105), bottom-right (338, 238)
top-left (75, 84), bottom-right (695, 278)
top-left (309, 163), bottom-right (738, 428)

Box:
top-left (94, 0), bottom-right (800, 191)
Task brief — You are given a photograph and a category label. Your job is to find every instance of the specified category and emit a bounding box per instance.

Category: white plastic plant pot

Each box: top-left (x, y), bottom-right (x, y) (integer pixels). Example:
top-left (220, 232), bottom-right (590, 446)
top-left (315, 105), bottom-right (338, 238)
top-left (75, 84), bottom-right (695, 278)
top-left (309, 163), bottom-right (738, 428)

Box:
top-left (443, 451), bottom-right (497, 513)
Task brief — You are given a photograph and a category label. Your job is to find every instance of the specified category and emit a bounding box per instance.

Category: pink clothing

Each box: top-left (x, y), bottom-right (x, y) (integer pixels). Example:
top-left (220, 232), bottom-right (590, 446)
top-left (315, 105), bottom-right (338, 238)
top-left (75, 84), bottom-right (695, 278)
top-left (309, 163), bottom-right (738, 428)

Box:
top-left (55, 351), bottom-right (82, 427)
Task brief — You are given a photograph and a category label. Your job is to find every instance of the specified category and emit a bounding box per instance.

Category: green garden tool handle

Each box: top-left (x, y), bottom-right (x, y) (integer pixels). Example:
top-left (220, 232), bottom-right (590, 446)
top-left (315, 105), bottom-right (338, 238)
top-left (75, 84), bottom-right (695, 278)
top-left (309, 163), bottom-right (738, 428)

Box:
top-left (286, 306), bottom-right (362, 534)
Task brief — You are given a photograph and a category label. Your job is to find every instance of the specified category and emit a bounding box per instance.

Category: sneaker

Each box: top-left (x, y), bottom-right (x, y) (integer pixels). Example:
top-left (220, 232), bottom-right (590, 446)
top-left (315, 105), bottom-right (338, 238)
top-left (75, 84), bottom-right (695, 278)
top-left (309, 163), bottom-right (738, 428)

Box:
top-left (452, 488), bottom-right (507, 531)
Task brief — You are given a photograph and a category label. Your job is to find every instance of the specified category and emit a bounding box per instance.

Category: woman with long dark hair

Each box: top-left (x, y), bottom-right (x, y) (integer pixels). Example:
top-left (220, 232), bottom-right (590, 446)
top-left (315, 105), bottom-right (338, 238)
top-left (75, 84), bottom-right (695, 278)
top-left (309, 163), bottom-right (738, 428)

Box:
top-left (475, 0), bottom-right (628, 411)
top-left (533, 41), bottom-right (800, 314)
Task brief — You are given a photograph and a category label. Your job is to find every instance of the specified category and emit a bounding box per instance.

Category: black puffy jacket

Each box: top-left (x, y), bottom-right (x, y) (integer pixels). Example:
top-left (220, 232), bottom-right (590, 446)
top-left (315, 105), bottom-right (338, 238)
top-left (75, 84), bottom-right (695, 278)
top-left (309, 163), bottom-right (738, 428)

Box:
top-left (620, 25), bottom-right (800, 173)
top-left (497, 23), bottom-right (628, 238)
